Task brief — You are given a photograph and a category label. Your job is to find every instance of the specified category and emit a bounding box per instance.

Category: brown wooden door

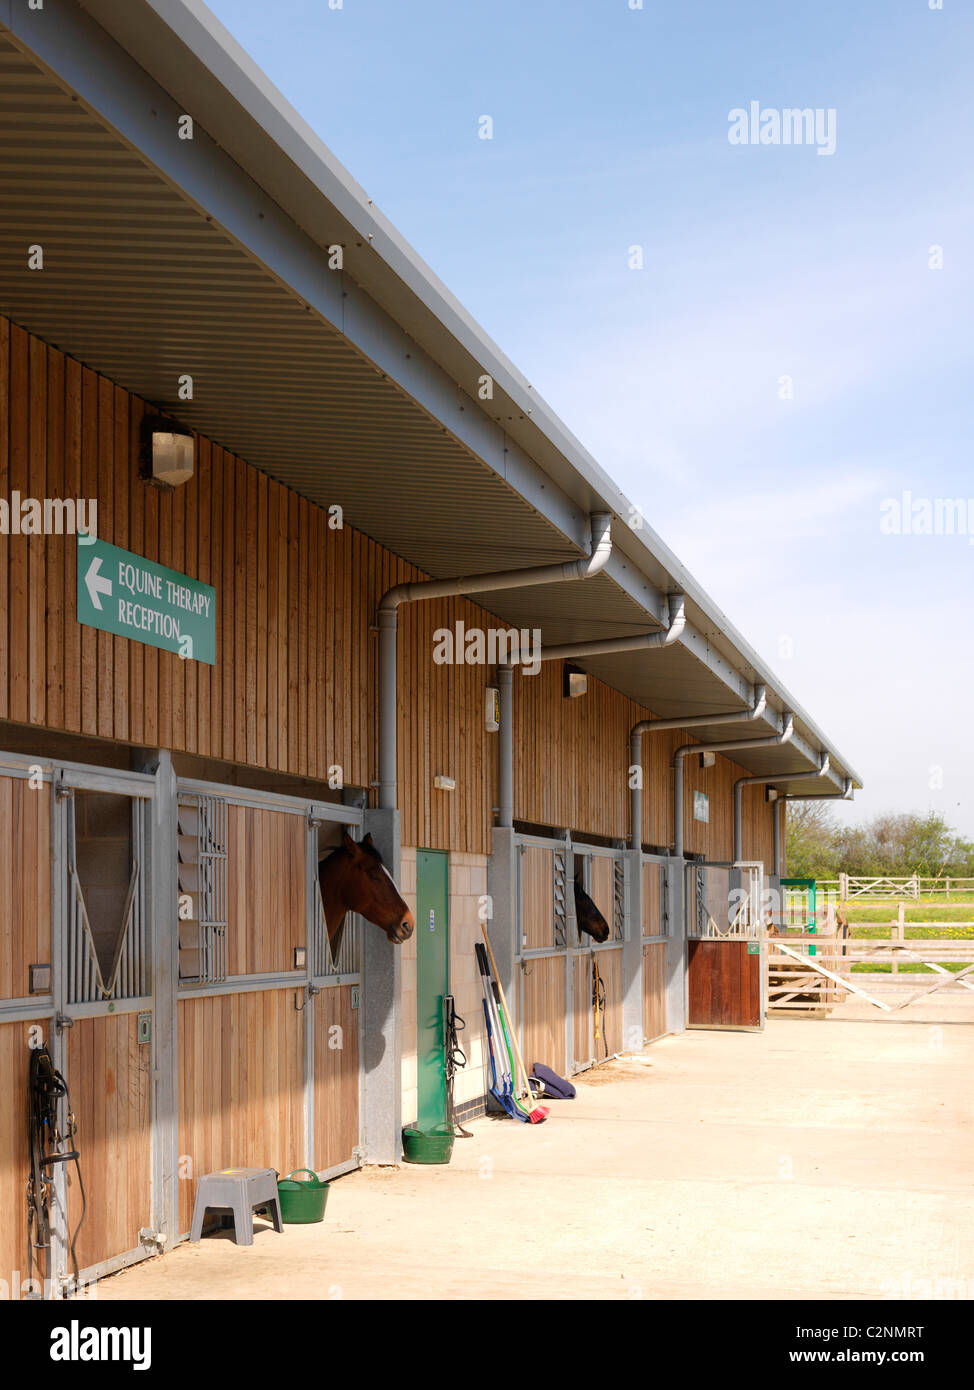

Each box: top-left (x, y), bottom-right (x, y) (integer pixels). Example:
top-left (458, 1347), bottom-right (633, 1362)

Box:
top-left (687, 940), bottom-right (762, 1030)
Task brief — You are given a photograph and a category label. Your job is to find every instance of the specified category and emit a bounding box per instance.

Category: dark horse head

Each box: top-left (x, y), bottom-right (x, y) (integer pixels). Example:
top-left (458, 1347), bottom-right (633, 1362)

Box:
top-left (318, 831), bottom-right (415, 945)
top-left (574, 875), bottom-right (610, 943)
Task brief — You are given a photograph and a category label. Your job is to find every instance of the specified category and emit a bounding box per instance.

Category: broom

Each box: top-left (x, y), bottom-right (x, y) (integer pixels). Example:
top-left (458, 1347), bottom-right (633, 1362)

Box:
top-left (480, 925), bottom-right (549, 1123)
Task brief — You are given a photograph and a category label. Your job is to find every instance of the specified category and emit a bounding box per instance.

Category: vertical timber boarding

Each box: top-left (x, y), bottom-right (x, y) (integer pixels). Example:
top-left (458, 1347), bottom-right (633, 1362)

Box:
top-left (641, 854), bottom-right (670, 1043)
top-left (573, 849), bottom-right (626, 1068)
top-left (174, 777), bottom-right (365, 1237)
top-left (0, 751), bottom-right (156, 1294)
top-left (0, 749), bottom-right (370, 1295)
top-left (514, 835), bottom-right (632, 1077)
top-left (516, 836), bottom-right (570, 1079)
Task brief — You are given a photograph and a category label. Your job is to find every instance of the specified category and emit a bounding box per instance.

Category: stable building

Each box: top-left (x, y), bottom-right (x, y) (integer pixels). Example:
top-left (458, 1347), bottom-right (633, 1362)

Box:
top-left (0, 0), bottom-right (861, 1297)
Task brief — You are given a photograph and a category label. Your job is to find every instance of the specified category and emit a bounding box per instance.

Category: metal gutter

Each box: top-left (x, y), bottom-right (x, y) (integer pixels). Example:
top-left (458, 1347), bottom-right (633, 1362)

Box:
top-left (734, 754), bottom-right (830, 865)
top-left (674, 714), bottom-right (795, 861)
top-left (629, 685), bottom-right (768, 849)
top-left (63, 0), bottom-right (864, 795)
top-left (377, 514), bottom-right (613, 812)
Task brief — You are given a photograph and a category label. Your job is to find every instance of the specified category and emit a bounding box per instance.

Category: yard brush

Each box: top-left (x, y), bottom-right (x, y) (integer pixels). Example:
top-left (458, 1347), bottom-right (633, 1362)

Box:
top-left (476, 944), bottom-right (547, 1122)
top-left (478, 930), bottom-right (549, 1123)
top-left (481, 993), bottom-right (527, 1121)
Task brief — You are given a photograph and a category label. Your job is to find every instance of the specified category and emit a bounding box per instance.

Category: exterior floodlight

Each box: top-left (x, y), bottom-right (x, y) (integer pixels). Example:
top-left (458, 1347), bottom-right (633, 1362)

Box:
top-left (140, 415), bottom-right (194, 489)
top-left (766, 787), bottom-right (779, 802)
top-left (699, 751), bottom-right (717, 769)
top-left (564, 664), bottom-right (588, 699)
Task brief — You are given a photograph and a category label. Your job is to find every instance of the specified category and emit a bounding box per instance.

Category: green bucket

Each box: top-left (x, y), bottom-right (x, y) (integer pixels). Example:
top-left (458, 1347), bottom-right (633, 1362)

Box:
top-left (277, 1169), bottom-right (330, 1224)
top-left (401, 1125), bottom-right (455, 1165)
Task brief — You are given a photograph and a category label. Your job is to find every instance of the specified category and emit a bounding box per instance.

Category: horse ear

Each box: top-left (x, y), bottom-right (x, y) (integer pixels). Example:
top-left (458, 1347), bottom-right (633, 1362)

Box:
top-left (342, 829), bottom-right (359, 855)
top-left (362, 833), bottom-right (375, 847)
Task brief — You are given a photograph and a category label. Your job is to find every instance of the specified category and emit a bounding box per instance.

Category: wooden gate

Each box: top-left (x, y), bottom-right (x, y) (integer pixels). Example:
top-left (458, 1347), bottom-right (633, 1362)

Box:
top-left (686, 861), bottom-right (765, 1031)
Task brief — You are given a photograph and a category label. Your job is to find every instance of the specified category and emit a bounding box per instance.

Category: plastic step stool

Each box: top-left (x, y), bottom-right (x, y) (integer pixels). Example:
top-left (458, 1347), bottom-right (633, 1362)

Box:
top-left (189, 1167), bottom-right (283, 1246)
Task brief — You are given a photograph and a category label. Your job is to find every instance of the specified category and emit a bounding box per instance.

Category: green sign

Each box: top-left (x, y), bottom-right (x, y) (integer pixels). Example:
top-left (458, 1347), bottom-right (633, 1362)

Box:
top-left (76, 537), bottom-right (216, 665)
top-left (747, 942), bottom-right (760, 955)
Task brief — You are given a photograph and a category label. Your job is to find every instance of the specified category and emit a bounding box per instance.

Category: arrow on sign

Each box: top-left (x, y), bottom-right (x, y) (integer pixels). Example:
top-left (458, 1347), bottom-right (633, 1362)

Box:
top-left (84, 556), bottom-right (113, 611)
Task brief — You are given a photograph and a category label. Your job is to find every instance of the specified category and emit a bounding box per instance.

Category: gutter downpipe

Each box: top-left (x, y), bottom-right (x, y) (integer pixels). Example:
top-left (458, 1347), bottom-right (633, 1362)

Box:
top-left (775, 777), bottom-right (854, 877)
top-left (733, 753), bottom-right (830, 865)
top-left (673, 712), bottom-right (795, 863)
top-left (629, 683), bottom-right (768, 852)
top-left (378, 513), bottom-right (613, 813)
top-left (495, 592), bottom-right (687, 828)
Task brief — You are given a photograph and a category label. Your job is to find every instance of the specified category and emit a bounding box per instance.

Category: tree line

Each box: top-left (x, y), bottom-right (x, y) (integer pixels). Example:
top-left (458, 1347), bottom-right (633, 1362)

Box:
top-left (785, 807), bottom-right (974, 881)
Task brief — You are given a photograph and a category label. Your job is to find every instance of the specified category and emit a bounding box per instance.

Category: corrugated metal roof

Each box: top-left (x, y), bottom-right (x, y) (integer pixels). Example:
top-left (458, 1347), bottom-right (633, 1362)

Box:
top-left (0, 13), bottom-right (860, 799)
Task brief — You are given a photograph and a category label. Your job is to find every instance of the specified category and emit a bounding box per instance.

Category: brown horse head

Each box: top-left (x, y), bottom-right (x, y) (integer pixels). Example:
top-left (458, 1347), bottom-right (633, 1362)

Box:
top-left (574, 875), bottom-right (610, 943)
top-left (318, 831), bottom-right (414, 945)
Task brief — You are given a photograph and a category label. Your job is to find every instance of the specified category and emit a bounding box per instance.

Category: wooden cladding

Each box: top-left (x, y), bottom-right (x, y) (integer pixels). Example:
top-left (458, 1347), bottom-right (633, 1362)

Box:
top-left (642, 861), bottom-right (663, 937)
top-left (0, 1018), bottom-right (45, 1292)
top-left (520, 955), bottom-right (564, 1075)
top-left (314, 984), bottom-right (359, 1173)
top-left (0, 313), bottom-right (775, 862)
top-left (0, 774), bottom-right (49, 1000)
top-left (592, 949), bottom-right (623, 1058)
top-left (642, 942), bottom-right (667, 1041)
top-left (514, 660), bottom-right (774, 864)
top-left (226, 806), bottom-right (305, 976)
top-left (177, 989), bottom-right (305, 1233)
top-left (66, 1012), bottom-right (151, 1273)
top-left (520, 846), bottom-right (554, 951)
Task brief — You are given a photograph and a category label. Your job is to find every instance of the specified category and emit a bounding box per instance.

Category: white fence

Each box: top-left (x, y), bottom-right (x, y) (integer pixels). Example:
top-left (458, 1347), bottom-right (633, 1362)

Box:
top-left (817, 874), bottom-right (974, 900)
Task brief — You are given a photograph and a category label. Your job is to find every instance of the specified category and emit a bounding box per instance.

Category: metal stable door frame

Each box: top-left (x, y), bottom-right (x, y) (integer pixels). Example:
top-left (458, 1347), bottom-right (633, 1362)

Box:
top-left (176, 776), bottom-right (367, 1184)
top-left (639, 850), bottom-right (676, 1040)
top-left (513, 830), bottom-right (573, 1077)
top-left (305, 797), bottom-right (367, 1179)
top-left (571, 845), bottom-right (626, 1071)
top-left (51, 760), bottom-right (157, 1295)
top-left (684, 858), bottom-right (766, 1033)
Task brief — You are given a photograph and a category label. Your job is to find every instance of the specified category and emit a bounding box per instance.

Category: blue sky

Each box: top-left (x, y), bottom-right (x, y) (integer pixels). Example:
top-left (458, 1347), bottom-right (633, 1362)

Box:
top-left (207, 0), bottom-right (974, 837)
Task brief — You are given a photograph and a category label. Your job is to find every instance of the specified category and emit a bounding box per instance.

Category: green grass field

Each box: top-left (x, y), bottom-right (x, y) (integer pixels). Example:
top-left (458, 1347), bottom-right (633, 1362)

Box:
top-left (843, 903), bottom-right (974, 925)
top-left (784, 891), bottom-right (974, 978)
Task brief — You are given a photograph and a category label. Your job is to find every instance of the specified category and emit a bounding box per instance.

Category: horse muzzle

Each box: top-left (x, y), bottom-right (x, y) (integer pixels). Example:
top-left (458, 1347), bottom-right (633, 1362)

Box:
top-left (387, 914), bottom-right (415, 945)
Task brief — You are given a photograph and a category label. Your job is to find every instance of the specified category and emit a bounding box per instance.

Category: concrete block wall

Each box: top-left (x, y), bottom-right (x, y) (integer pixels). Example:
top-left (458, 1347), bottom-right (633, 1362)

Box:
top-left (448, 853), bottom-right (490, 1114)
top-left (399, 850), bottom-right (490, 1128)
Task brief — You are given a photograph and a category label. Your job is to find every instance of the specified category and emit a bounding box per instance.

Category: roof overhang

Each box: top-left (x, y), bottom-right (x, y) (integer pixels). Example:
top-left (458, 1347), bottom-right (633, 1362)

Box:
top-left (0, 0), bottom-right (861, 798)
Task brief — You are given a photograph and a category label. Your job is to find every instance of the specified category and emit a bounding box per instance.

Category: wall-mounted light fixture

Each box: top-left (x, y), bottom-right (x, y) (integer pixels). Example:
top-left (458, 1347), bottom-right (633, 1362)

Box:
top-left (433, 775), bottom-right (456, 792)
top-left (699, 750), bottom-right (717, 769)
top-left (766, 786), bottom-right (779, 802)
top-left (485, 687), bottom-right (500, 733)
top-left (140, 415), bottom-right (195, 490)
top-left (563, 663), bottom-right (588, 699)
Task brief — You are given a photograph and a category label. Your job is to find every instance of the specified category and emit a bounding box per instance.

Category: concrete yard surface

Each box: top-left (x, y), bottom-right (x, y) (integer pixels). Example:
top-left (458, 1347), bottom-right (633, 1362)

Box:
top-left (95, 1003), bottom-right (974, 1302)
